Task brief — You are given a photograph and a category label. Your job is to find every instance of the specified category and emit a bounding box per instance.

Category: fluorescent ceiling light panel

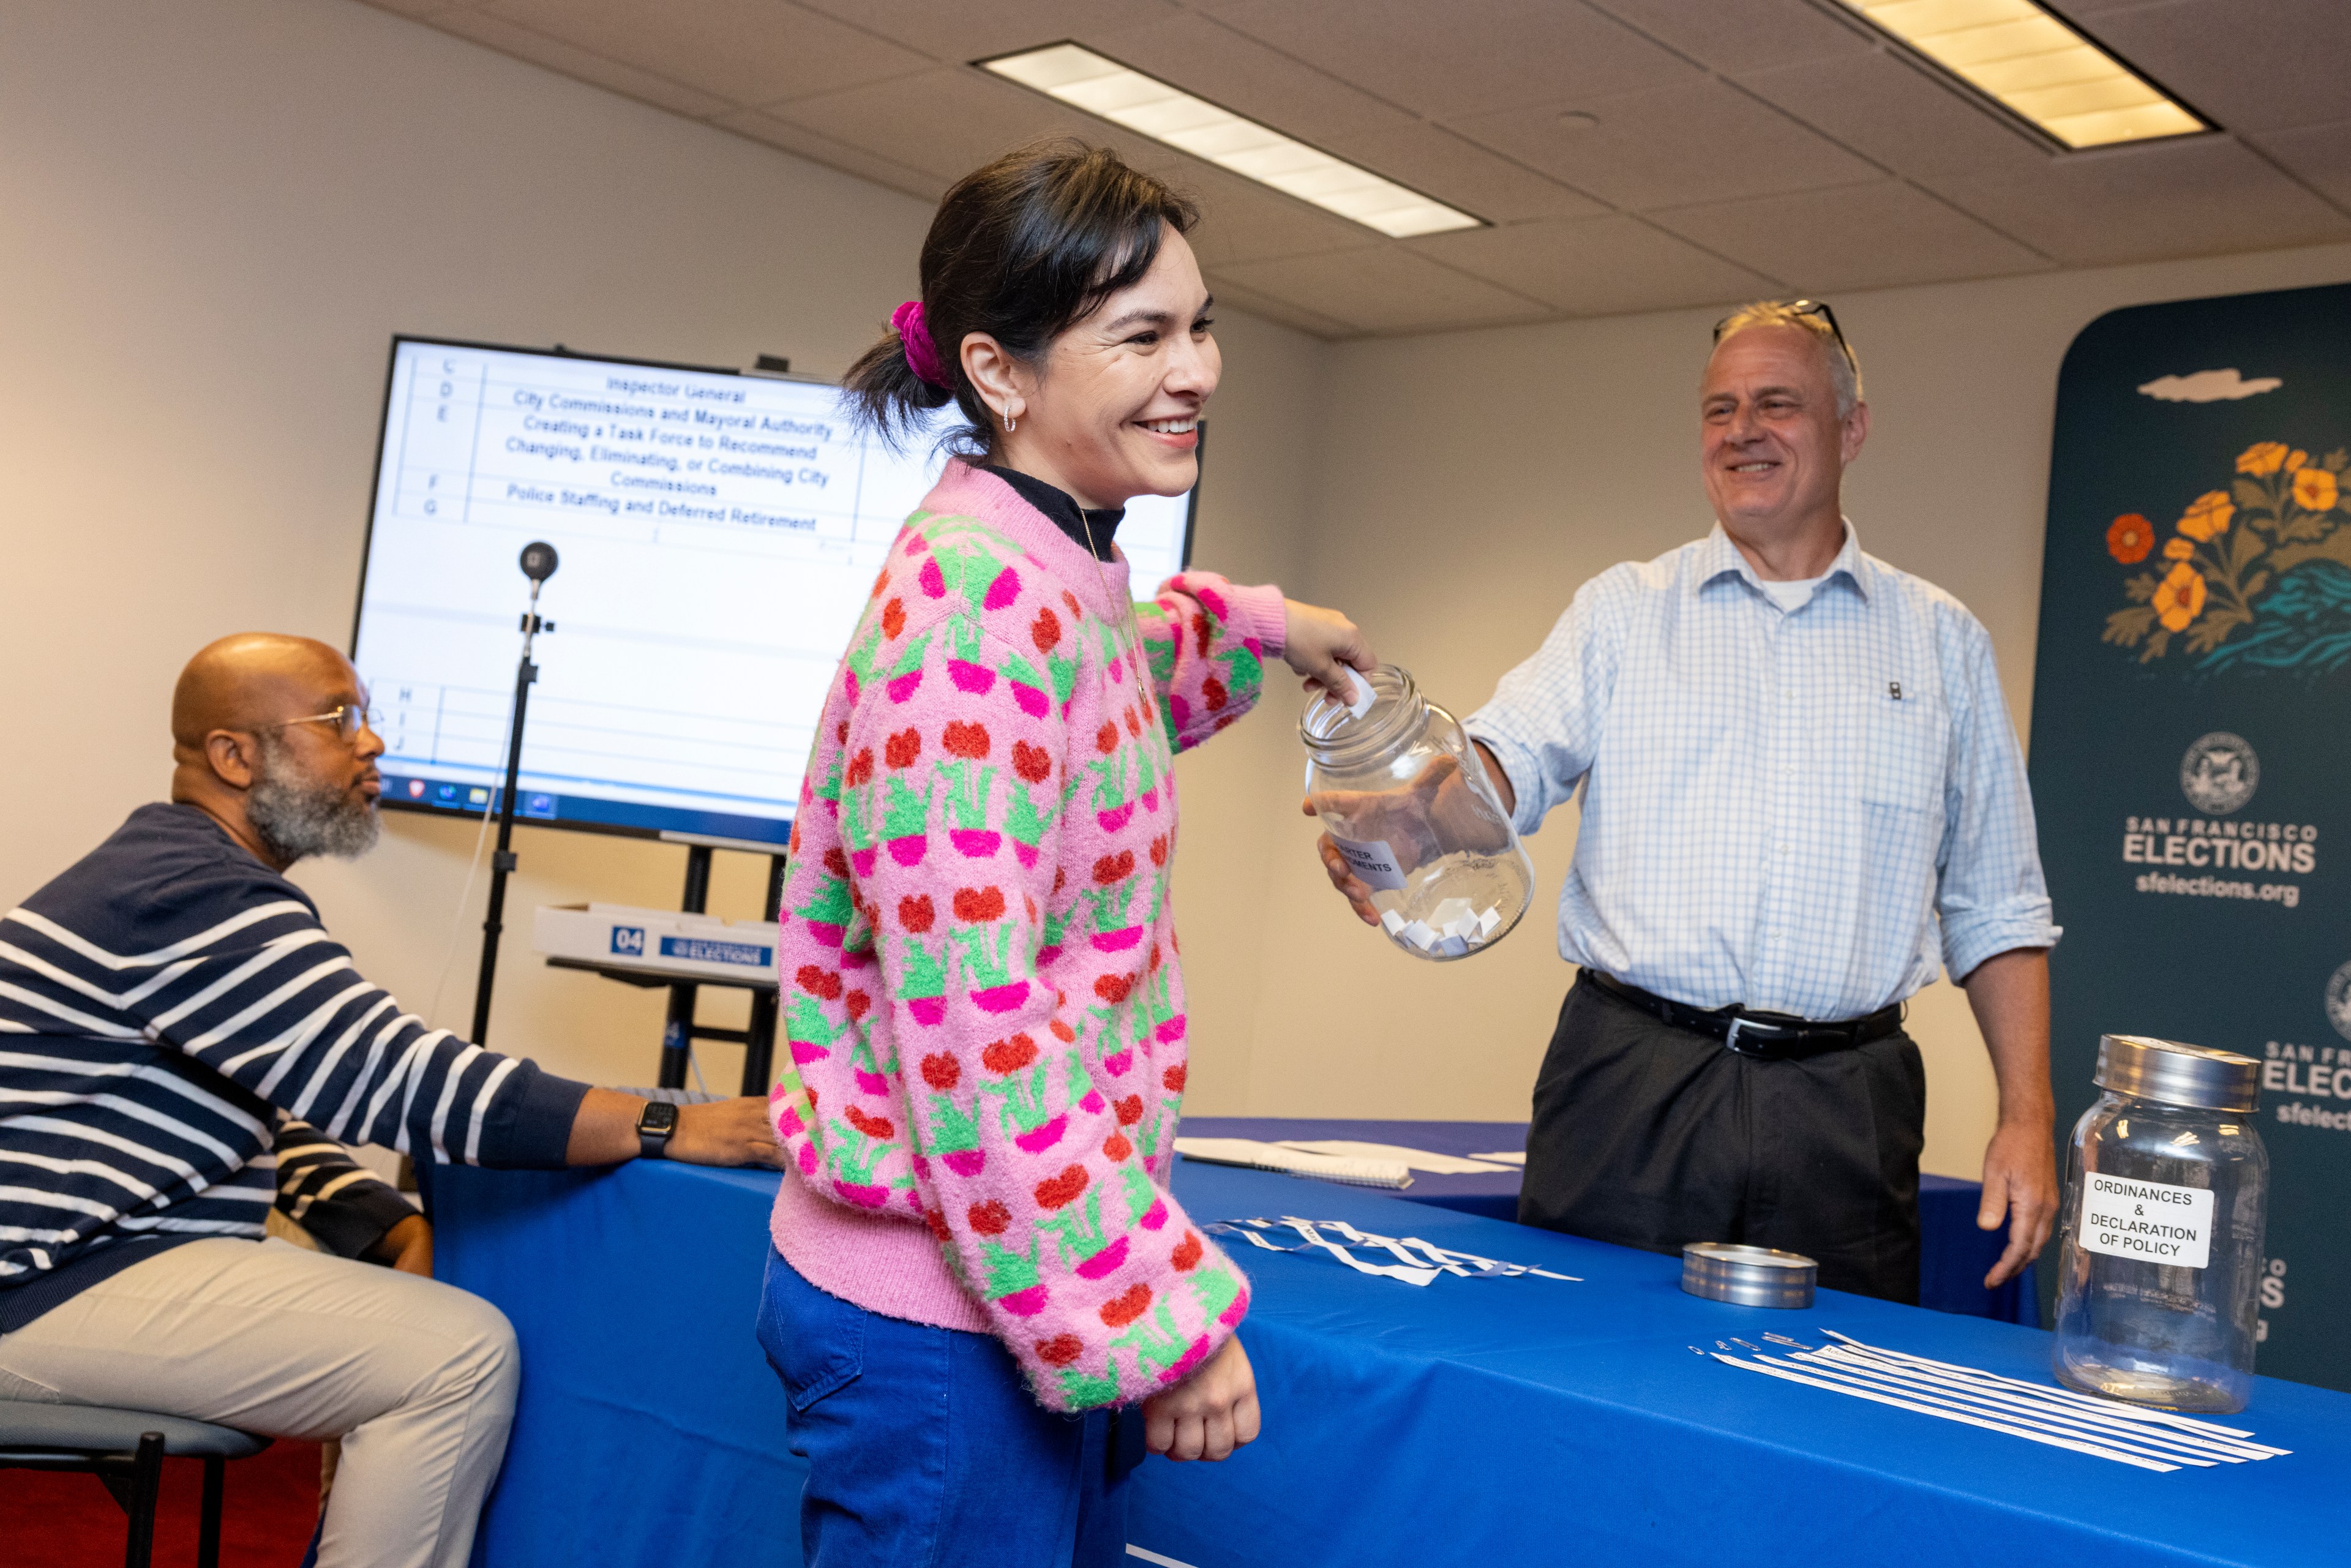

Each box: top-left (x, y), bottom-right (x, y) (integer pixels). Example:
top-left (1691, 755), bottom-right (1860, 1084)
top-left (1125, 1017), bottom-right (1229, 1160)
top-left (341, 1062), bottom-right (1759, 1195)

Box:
top-left (980, 43), bottom-right (1482, 238)
top-left (1837, 0), bottom-right (2207, 149)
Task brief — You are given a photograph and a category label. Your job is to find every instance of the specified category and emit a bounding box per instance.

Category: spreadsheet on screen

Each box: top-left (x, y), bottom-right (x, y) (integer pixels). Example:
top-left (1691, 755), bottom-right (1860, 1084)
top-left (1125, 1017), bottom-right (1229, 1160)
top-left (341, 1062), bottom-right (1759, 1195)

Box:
top-left (351, 338), bottom-right (1195, 845)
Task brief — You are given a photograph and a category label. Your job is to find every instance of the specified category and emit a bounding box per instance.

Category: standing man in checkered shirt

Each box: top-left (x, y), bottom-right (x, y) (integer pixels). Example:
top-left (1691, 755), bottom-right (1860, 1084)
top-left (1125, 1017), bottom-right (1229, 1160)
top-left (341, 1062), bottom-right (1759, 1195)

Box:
top-left (1316, 302), bottom-right (2061, 1303)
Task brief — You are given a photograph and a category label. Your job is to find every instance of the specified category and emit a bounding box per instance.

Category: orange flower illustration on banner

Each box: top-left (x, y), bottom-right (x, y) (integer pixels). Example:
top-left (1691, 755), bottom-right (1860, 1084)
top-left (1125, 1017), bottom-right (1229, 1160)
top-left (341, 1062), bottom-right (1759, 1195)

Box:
top-left (2177, 491), bottom-right (2234, 541)
top-left (2104, 437), bottom-right (2351, 665)
top-left (2237, 441), bottom-right (2290, 476)
top-left (2106, 513), bottom-right (2154, 563)
top-left (2152, 563), bottom-right (2207, 631)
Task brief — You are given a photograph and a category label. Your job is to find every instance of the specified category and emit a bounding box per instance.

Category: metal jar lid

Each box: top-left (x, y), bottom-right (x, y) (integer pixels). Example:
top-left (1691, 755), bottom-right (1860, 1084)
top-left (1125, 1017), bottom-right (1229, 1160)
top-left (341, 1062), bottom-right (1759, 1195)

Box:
top-left (1681, 1244), bottom-right (1816, 1309)
top-left (2094, 1034), bottom-right (2260, 1112)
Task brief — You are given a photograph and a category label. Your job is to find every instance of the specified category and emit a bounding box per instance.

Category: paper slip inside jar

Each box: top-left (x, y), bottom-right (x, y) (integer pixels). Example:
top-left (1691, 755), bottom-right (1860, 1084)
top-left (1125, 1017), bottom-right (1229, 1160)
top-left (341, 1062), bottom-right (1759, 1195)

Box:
top-left (1382, 899), bottom-right (1505, 956)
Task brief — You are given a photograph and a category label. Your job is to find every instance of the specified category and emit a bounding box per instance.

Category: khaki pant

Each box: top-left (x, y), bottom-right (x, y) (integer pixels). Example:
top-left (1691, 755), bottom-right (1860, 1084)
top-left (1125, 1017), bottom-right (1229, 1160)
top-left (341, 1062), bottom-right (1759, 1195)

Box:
top-left (0, 1237), bottom-right (517, 1568)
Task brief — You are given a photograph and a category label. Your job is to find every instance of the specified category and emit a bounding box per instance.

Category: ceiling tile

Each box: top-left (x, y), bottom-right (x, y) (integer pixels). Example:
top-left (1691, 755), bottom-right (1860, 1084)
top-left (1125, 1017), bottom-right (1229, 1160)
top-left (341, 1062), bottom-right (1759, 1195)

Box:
top-left (2046, 0), bottom-right (2351, 134)
top-left (1127, 154), bottom-right (1388, 266)
top-left (772, 67), bottom-right (1378, 264)
top-left (1737, 48), bottom-right (2055, 182)
top-left (1928, 135), bottom-right (2351, 267)
top-left (1651, 181), bottom-right (2053, 291)
top-left (1586, 0), bottom-right (1877, 73)
top-left (1451, 79), bottom-right (1885, 211)
top-left (1213, 247), bottom-right (1550, 336)
top-left (790, 0), bottom-right (1183, 67)
top-left (1408, 214), bottom-right (1782, 315)
top-left (767, 66), bottom-right (1082, 182)
top-left (1336, 122), bottom-right (1610, 224)
top-left (1191, 0), bottom-right (1700, 119)
top-left (480, 0), bottom-right (931, 108)
top-left (1083, 12), bottom-right (1420, 144)
top-left (2248, 119), bottom-right (2351, 212)
top-left (427, 9), bottom-right (737, 118)
top-left (1202, 276), bottom-right (1356, 339)
top-left (713, 109), bottom-right (947, 201)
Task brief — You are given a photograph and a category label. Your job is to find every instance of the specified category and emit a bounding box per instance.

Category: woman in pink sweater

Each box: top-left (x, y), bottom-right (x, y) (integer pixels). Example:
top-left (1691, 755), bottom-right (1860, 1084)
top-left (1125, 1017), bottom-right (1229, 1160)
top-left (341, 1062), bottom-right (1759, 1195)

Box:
top-left (756, 141), bottom-right (1373, 1565)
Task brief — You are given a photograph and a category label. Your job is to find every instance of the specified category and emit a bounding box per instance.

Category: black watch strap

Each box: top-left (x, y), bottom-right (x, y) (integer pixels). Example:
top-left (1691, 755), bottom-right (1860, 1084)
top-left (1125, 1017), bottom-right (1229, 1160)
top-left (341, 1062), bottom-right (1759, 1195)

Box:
top-left (636, 1100), bottom-right (680, 1160)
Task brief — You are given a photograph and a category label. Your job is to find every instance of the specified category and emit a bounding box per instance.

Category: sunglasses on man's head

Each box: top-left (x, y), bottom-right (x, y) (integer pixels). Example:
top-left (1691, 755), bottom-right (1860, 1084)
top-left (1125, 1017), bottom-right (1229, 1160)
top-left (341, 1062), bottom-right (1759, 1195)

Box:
top-left (1713, 299), bottom-right (1857, 377)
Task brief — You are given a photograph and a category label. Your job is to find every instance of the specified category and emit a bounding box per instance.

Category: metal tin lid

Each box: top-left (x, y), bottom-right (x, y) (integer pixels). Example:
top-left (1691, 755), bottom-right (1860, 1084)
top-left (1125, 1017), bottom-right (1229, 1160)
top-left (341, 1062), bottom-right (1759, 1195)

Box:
top-left (2094, 1034), bottom-right (2260, 1112)
top-left (1680, 1243), bottom-right (1817, 1310)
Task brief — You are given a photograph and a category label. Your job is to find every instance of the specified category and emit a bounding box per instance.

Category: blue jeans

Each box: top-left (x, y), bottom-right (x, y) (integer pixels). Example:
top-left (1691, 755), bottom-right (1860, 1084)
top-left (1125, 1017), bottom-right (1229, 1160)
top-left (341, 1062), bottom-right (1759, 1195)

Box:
top-left (756, 1248), bottom-right (1140, 1568)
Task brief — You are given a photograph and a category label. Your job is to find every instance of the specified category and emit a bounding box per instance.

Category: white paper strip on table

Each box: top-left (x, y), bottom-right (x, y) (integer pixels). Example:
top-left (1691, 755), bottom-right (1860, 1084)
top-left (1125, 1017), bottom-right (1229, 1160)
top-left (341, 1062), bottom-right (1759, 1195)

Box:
top-left (1709, 1354), bottom-right (2183, 1472)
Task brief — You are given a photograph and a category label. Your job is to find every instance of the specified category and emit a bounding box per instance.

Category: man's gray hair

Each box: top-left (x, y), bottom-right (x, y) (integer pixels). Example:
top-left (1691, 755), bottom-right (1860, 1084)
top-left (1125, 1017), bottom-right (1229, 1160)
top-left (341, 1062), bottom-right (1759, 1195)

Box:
top-left (1714, 301), bottom-right (1863, 418)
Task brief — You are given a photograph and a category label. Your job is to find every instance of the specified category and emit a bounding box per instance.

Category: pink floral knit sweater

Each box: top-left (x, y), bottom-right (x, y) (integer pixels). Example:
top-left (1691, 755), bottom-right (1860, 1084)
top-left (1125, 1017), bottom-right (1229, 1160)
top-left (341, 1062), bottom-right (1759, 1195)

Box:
top-left (767, 460), bottom-right (1281, 1412)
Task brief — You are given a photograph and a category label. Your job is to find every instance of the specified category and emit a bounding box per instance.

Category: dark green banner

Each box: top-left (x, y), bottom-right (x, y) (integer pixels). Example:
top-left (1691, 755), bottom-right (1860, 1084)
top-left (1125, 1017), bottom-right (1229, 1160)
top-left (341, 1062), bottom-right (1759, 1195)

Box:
top-left (2031, 280), bottom-right (2351, 1395)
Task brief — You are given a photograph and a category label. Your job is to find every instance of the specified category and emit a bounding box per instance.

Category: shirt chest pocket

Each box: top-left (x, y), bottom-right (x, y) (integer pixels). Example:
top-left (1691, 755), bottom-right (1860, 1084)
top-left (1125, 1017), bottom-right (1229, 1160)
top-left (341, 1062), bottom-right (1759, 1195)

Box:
top-left (1859, 682), bottom-right (1947, 813)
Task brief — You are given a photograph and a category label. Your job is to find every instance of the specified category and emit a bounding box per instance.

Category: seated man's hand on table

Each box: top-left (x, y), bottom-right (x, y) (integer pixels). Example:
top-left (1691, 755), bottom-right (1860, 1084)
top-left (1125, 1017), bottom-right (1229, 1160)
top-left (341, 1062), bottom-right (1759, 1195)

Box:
top-left (670, 1096), bottom-right (788, 1168)
top-left (564, 1089), bottom-right (785, 1168)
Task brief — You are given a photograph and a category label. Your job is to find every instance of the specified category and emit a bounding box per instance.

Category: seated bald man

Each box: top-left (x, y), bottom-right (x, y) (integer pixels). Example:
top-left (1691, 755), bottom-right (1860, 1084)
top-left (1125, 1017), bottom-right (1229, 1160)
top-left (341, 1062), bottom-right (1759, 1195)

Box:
top-left (0, 633), bottom-right (781, 1568)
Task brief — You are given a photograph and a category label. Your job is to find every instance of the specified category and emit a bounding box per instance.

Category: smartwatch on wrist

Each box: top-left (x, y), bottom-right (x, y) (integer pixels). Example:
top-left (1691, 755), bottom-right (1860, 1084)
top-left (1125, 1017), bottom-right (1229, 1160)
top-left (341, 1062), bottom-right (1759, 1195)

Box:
top-left (636, 1100), bottom-right (680, 1161)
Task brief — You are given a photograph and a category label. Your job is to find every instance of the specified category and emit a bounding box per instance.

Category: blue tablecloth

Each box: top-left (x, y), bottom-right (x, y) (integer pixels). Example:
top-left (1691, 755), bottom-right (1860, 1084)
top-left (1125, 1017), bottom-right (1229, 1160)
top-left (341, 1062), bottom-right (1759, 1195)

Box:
top-left (433, 1158), bottom-right (2342, 1567)
top-left (1180, 1116), bottom-right (2039, 1324)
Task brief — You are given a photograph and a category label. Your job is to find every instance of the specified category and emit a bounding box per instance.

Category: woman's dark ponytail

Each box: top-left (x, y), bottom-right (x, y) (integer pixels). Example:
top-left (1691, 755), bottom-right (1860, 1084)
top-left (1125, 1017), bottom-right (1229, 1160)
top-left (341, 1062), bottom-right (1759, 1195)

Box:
top-left (841, 320), bottom-right (954, 451)
top-left (842, 138), bottom-right (1197, 459)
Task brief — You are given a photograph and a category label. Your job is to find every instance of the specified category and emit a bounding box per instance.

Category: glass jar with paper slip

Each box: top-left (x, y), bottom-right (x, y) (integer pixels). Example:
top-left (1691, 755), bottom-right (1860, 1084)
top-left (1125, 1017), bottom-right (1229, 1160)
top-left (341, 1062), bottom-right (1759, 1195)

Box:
top-left (2052, 1035), bottom-right (2268, 1414)
top-left (1300, 665), bottom-right (1534, 960)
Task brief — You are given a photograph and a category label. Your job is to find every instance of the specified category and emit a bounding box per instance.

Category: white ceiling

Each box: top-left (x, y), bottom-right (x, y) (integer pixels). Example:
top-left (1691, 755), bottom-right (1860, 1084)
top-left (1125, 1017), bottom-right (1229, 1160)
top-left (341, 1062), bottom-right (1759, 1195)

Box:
top-left (365, 0), bottom-right (2351, 338)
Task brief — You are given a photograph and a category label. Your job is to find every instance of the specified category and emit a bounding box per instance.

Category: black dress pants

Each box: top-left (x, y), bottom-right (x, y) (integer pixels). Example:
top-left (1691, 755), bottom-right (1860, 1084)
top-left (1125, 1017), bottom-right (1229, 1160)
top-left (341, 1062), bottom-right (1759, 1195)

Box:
top-left (1518, 972), bottom-right (1926, 1304)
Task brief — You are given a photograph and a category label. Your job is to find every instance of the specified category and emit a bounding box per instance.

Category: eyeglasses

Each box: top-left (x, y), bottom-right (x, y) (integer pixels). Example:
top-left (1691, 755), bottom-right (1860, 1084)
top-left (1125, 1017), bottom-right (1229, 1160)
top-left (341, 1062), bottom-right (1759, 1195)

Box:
top-left (1714, 298), bottom-right (1856, 377)
top-left (259, 703), bottom-right (381, 743)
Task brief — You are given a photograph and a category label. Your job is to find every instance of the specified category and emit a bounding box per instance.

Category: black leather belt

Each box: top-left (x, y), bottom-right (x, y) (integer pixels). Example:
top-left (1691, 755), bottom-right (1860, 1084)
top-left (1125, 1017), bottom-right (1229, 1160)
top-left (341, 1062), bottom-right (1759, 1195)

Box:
top-left (1584, 972), bottom-right (1902, 1059)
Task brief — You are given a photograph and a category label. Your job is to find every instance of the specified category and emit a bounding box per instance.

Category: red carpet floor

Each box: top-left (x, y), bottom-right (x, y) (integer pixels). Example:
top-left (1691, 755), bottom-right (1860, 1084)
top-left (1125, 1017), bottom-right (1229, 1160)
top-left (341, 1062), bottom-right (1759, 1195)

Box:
top-left (0, 1439), bottom-right (321, 1566)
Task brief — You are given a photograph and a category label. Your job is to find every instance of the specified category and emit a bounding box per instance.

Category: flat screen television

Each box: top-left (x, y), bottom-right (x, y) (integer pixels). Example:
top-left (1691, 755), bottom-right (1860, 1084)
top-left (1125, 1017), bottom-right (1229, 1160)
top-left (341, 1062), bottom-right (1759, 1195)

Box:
top-left (351, 336), bottom-right (1198, 849)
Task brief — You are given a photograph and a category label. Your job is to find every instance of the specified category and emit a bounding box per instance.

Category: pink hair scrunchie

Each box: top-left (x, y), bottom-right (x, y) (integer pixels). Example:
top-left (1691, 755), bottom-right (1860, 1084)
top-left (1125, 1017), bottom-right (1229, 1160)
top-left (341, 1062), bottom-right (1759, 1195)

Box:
top-left (890, 300), bottom-right (953, 390)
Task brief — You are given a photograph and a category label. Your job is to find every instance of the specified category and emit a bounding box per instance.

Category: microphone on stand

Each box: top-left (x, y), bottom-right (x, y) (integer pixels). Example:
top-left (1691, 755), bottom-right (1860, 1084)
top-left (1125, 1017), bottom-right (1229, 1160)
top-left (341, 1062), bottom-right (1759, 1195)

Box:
top-left (471, 542), bottom-right (561, 1046)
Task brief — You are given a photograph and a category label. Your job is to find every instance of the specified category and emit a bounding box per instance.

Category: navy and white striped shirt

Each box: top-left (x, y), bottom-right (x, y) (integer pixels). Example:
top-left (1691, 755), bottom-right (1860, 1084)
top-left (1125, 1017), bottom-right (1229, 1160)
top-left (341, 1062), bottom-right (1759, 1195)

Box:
top-left (0, 804), bottom-right (586, 1328)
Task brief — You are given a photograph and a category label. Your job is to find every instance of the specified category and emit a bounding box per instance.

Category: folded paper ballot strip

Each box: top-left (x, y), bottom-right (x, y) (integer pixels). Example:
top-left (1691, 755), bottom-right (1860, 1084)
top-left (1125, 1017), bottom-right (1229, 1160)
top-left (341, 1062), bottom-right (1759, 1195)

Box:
top-left (1172, 1138), bottom-right (1414, 1188)
top-left (1381, 897), bottom-right (1503, 957)
top-left (1272, 1140), bottom-right (1517, 1176)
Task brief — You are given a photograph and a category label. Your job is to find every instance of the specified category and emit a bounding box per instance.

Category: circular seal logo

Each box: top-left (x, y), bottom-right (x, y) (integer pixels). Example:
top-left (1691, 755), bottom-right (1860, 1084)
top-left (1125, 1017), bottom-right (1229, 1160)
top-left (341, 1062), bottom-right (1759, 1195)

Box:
top-left (2180, 732), bottom-right (2259, 816)
top-left (2327, 961), bottom-right (2351, 1044)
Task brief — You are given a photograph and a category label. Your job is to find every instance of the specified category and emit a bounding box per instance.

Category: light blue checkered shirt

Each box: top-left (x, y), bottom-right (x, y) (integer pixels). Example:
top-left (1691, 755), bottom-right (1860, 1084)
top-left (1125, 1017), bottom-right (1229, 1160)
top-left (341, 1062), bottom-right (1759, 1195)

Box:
top-left (1466, 522), bottom-right (2060, 1021)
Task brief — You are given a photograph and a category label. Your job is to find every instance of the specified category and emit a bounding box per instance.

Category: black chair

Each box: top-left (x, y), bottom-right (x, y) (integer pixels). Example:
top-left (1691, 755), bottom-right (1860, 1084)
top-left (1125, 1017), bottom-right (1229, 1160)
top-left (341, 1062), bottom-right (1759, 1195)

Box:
top-left (0, 1398), bottom-right (271, 1568)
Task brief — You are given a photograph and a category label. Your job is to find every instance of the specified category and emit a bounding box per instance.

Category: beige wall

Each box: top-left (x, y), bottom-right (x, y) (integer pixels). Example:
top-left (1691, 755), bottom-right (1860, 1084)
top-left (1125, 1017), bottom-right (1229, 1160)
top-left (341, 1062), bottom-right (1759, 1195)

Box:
top-left (1239, 241), bottom-right (2351, 1177)
top-left (13, 0), bottom-right (2351, 1182)
top-left (0, 0), bottom-right (1322, 1097)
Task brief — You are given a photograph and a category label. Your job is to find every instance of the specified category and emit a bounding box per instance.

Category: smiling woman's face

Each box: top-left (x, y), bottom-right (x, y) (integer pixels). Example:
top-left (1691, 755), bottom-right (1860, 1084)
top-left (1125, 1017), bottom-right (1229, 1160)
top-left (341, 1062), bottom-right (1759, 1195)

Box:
top-left (996, 223), bottom-right (1219, 510)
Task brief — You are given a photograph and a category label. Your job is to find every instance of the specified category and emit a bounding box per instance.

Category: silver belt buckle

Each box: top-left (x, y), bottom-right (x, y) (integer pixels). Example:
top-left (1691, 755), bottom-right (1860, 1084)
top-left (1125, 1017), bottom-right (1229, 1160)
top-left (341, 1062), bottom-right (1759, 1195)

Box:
top-left (1723, 1011), bottom-right (1799, 1057)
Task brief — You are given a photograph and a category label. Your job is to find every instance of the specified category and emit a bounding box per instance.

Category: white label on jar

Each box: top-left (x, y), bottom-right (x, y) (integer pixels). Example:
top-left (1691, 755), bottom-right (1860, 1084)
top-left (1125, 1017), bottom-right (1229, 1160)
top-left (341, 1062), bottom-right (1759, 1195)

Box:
top-left (1328, 833), bottom-right (1408, 891)
top-left (2080, 1171), bottom-right (2214, 1269)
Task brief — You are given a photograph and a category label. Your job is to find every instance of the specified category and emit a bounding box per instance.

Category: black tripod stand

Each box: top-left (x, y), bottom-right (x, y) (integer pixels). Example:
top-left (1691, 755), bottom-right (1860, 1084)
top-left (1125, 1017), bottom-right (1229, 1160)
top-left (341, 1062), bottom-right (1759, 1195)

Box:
top-left (470, 541), bottom-right (558, 1047)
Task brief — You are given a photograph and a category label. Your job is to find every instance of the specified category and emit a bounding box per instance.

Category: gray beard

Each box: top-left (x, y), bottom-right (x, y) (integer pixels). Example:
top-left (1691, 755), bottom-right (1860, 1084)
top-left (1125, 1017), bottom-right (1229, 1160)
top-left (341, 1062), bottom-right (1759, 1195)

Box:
top-left (247, 734), bottom-right (380, 863)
